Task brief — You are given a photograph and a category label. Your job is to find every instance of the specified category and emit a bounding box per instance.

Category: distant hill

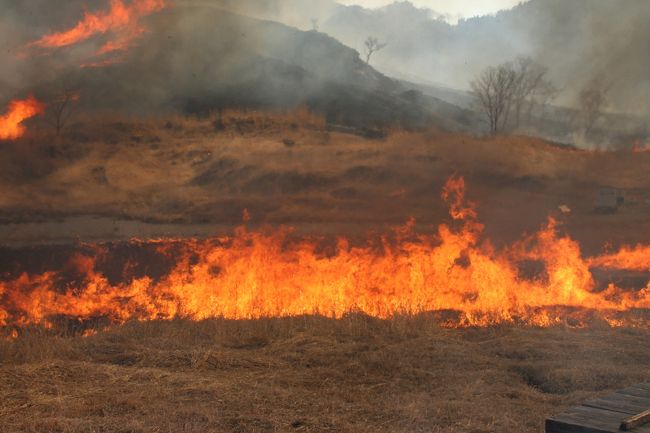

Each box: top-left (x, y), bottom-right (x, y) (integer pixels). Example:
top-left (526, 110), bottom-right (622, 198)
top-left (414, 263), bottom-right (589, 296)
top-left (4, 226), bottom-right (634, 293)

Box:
top-left (207, 0), bottom-right (650, 117)
top-left (3, 3), bottom-right (480, 131)
top-left (4, 0), bottom-right (647, 145)
top-left (321, 0), bottom-right (650, 116)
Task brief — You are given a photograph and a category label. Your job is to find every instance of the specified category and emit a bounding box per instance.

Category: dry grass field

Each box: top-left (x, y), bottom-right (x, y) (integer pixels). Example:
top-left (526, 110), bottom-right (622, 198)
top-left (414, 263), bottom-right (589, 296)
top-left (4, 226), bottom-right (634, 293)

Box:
top-left (2, 317), bottom-right (650, 433)
top-left (2, 111), bottom-right (650, 433)
top-left (1, 109), bottom-right (649, 251)
top-left (4, 1), bottom-right (650, 431)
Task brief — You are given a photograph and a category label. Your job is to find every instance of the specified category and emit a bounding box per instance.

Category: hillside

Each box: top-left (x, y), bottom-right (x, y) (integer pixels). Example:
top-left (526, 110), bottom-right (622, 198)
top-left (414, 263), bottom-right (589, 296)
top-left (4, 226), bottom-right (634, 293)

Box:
top-left (1, 3), bottom-right (478, 131)
top-left (7, 1), bottom-right (647, 143)
top-left (245, 0), bottom-right (650, 117)
top-left (184, 0), bottom-right (649, 146)
top-left (3, 112), bottom-right (650, 253)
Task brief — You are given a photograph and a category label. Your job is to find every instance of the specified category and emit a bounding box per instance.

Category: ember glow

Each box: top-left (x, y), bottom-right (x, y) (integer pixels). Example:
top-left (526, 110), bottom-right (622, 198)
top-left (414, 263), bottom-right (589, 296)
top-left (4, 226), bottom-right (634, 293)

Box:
top-left (633, 143), bottom-right (650, 153)
top-left (0, 96), bottom-right (45, 141)
top-left (1, 177), bottom-right (649, 330)
top-left (29, 0), bottom-right (167, 56)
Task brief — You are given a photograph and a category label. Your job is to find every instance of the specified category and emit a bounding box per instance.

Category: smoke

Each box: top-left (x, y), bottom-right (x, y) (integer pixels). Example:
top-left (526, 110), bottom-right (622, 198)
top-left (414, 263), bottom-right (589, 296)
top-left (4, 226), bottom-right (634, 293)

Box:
top-left (2, 0), bottom-right (648, 141)
top-left (201, 0), bottom-right (647, 119)
top-left (0, 0), bottom-right (97, 99)
top-left (308, 0), bottom-right (650, 116)
top-left (514, 0), bottom-right (650, 116)
top-left (3, 0), bottom-right (437, 132)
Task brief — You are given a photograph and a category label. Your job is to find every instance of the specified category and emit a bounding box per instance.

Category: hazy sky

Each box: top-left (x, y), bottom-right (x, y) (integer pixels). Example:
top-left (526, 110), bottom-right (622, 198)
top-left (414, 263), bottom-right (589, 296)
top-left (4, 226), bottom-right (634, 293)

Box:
top-left (338, 0), bottom-right (526, 19)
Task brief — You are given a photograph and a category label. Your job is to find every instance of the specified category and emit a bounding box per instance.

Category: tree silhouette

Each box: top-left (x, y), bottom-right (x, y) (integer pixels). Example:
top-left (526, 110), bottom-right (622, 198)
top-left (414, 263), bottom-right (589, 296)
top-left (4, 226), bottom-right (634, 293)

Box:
top-left (578, 75), bottom-right (610, 135)
top-left (45, 82), bottom-right (80, 136)
top-left (471, 64), bottom-right (517, 134)
top-left (364, 36), bottom-right (387, 65)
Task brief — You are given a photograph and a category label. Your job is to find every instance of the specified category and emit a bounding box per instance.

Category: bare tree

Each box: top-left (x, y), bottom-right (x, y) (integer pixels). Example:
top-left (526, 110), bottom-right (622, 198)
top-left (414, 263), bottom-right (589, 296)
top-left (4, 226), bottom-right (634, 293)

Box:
top-left (471, 58), bottom-right (556, 134)
top-left (510, 56), bottom-right (556, 131)
top-left (525, 78), bottom-right (558, 129)
top-left (471, 64), bottom-right (517, 134)
top-left (578, 75), bottom-right (610, 135)
top-left (364, 36), bottom-right (387, 65)
top-left (310, 18), bottom-right (319, 32)
top-left (46, 83), bottom-right (80, 136)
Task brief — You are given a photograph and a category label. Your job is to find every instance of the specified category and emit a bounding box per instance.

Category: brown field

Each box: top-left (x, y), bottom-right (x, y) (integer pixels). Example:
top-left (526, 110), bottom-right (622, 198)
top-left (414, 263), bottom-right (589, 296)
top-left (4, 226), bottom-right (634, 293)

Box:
top-left (2, 317), bottom-right (650, 433)
top-left (2, 111), bottom-right (650, 433)
top-left (1, 110), bottom-right (649, 252)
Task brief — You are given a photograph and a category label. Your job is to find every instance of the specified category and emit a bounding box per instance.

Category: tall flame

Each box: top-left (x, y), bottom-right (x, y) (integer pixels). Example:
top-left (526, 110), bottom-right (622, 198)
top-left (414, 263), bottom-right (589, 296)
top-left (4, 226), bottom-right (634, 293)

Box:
top-left (29, 0), bottom-right (167, 56)
top-left (0, 96), bottom-right (45, 141)
top-left (1, 177), bottom-right (649, 330)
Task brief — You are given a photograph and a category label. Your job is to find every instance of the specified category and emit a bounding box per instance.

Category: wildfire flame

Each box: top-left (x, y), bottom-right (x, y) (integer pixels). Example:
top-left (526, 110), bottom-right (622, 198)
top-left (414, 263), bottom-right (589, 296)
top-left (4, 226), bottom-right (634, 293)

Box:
top-left (1, 177), bottom-right (649, 330)
top-left (589, 245), bottom-right (650, 272)
top-left (29, 0), bottom-right (167, 57)
top-left (0, 96), bottom-right (46, 141)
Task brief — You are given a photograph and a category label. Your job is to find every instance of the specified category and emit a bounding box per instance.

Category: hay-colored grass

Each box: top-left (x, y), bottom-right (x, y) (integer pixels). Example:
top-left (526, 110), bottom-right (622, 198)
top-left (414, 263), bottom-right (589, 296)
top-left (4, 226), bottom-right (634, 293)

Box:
top-left (1, 316), bottom-right (650, 433)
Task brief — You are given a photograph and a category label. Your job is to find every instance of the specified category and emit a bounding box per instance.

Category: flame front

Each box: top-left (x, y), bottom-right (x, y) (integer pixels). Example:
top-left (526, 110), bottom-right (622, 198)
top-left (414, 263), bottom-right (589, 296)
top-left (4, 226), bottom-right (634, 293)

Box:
top-left (2, 177), bottom-right (650, 329)
top-left (0, 96), bottom-right (45, 141)
top-left (589, 245), bottom-right (650, 272)
top-left (29, 0), bottom-right (167, 56)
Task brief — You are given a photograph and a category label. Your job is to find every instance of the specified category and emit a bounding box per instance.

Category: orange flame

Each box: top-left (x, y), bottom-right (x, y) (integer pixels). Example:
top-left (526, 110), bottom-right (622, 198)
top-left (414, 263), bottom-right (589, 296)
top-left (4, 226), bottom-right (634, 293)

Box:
top-left (0, 96), bottom-right (45, 141)
top-left (589, 245), bottom-right (650, 272)
top-left (1, 176), bottom-right (649, 330)
top-left (29, 0), bottom-right (167, 56)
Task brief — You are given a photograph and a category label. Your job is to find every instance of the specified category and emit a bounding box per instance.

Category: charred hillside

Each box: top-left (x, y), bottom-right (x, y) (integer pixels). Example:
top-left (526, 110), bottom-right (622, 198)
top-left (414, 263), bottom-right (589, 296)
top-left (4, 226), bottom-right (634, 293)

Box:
top-left (10, 4), bottom-right (473, 131)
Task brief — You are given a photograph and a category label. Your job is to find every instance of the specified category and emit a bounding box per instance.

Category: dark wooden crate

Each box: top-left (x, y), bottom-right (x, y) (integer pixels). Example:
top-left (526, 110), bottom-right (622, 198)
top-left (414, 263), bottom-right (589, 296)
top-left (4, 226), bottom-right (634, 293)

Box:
top-left (547, 382), bottom-right (650, 433)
